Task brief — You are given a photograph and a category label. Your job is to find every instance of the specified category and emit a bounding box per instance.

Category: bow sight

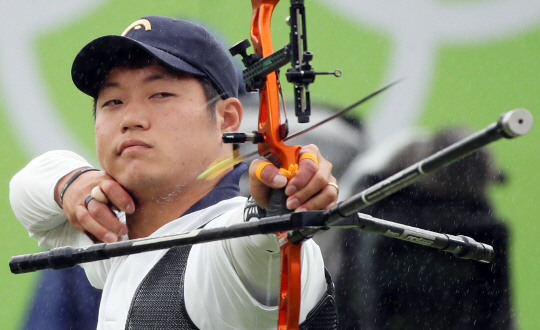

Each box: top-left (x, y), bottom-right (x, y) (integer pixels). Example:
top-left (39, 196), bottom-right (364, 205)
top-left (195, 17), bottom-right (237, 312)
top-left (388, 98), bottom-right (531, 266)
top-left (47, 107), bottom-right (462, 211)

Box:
top-left (229, 0), bottom-right (340, 124)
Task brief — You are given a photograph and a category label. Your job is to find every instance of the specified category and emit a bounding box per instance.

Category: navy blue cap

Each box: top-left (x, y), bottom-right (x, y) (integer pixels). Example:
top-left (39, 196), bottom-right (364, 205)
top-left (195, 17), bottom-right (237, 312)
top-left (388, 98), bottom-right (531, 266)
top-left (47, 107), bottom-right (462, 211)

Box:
top-left (71, 15), bottom-right (238, 99)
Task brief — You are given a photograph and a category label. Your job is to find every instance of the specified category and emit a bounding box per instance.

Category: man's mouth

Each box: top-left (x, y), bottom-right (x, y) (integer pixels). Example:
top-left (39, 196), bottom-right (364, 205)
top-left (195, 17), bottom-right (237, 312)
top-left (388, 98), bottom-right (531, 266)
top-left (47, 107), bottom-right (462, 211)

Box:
top-left (118, 140), bottom-right (152, 154)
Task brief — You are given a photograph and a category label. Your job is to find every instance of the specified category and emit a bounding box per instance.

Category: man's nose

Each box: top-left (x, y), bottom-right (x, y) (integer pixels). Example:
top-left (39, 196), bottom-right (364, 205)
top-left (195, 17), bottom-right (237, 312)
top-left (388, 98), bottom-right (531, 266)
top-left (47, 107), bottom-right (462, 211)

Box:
top-left (120, 102), bottom-right (150, 132)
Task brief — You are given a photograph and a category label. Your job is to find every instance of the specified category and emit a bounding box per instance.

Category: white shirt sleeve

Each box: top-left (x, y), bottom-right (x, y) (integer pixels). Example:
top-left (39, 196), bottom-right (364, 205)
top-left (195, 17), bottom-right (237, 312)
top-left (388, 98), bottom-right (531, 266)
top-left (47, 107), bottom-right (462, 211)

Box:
top-left (185, 207), bottom-right (327, 329)
top-left (9, 150), bottom-right (112, 288)
top-left (9, 150), bottom-right (95, 248)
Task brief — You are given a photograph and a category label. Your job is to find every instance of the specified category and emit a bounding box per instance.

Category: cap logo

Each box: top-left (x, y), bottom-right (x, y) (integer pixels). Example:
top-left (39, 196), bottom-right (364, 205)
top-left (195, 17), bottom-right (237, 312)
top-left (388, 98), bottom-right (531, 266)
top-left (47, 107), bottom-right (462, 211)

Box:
top-left (121, 19), bottom-right (152, 36)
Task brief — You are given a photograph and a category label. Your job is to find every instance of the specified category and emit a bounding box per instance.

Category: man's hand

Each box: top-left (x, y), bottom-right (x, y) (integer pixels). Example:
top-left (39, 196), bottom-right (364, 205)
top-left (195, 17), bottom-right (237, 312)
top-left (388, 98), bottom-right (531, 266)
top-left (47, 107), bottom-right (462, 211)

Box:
top-left (55, 169), bottom-right (134, 243)
top-left (249, 144), bottom-right (338, 211)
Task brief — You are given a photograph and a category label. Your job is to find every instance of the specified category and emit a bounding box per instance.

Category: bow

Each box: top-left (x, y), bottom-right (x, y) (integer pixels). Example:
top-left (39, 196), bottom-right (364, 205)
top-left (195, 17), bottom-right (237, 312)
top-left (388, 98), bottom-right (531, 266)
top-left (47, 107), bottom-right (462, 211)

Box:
top-left (227, 1), bottom-right (308, 328)
top-left (227, 1), bottom-right (341, 328)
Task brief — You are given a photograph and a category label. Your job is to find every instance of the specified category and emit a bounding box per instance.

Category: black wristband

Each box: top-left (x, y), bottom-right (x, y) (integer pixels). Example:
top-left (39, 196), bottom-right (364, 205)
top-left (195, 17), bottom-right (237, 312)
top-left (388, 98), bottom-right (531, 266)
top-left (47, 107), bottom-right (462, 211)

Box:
top-left (60, 168), bottom-right (99, 205)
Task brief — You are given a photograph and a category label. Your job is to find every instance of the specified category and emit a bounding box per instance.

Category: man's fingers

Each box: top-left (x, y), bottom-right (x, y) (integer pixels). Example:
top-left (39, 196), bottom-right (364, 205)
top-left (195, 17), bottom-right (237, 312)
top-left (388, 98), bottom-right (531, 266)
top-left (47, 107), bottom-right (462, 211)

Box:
top-left (285, 145), bottom-right (334, 210)
top-left (254, 160), bottom-right (288, 189)
top-left (91, 186), bottom-right (108, 203)
top-left (76, 204), bottom-right (118, 243)
top-left (248, 144), bottom-right (337, 212)
top-left (99, 179), bottom-right (135, 214)
top-left (77, 201), bottom-right (127, 243)
top-left (249, 159), bottom-right (289, 209)
top-left (286, 171), bottom-right (328, 210)
top-left (285, 152), bottom-right (320, 196)
top-left (57, 170), bottom-right (132, 241)
top-left (296, 181), bottom-right (339, 212)
top-left (66, 213), bottom-right (84, 233)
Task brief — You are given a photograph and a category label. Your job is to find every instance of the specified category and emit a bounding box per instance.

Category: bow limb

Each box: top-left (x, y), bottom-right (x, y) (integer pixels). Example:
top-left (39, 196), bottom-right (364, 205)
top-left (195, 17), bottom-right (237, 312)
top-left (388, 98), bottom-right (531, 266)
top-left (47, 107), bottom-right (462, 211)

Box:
top-left (277, 233), bottom-right (302, 330)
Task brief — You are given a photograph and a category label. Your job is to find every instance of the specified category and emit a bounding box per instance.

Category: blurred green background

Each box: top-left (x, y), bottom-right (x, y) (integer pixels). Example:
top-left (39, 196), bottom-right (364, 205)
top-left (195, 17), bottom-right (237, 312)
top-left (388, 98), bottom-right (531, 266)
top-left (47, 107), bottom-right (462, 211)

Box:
top-left (1, 0), bottom-right (538, 329)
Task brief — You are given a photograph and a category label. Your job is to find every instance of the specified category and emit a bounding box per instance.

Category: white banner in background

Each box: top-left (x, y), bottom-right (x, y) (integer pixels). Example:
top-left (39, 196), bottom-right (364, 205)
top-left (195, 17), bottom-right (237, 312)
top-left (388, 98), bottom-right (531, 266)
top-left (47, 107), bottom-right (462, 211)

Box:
top-left (0, 0), bottom-right (107, 160)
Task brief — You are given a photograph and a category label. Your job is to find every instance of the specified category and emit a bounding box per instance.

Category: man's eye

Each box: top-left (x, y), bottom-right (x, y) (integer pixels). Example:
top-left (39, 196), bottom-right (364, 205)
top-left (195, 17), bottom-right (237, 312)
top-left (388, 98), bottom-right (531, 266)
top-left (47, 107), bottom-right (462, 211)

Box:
top-left (151, 92), bottom-right (174, 99)
top-left (102, 99), bottom-right (123, 107)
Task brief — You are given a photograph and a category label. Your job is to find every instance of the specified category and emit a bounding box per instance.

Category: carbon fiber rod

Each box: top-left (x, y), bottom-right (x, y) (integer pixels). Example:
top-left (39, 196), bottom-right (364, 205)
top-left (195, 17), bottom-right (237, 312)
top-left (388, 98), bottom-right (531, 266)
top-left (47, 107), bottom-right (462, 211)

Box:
top-left (9, 207), bottom-right (495, 274)
top-left (343, 212), bottom-right (495, 263)
top-left (288, 108), bottom-right (533, 242)
top-left (9, 212), bottom-right (322, 274)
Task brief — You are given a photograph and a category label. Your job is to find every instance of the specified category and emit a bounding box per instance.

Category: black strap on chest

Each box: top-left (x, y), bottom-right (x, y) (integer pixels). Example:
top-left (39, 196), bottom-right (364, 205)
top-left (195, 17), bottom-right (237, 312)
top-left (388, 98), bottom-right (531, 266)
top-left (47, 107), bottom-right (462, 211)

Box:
top-left (126, 246), bottom-right (338, 329)
top-left (300, 269), bottom-right (339, 330)
top-left (125, 245), bottom-right (198, 330)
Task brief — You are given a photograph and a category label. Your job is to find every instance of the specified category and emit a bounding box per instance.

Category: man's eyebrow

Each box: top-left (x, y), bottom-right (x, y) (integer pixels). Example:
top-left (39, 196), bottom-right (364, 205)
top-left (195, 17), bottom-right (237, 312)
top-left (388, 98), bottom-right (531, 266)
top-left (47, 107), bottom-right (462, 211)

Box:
top-left (100, 72), bottom-right (178, 93)
top-left (143, 73), bottom-right (176, 83)
top-left (100, 81), bottom-right (119, 92)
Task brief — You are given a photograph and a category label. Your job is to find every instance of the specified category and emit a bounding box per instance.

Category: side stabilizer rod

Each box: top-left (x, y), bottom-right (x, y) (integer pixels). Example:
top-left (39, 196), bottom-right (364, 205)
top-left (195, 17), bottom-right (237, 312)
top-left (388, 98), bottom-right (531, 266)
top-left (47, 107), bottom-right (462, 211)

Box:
top-left (289, 108), bottom-right (533, 241)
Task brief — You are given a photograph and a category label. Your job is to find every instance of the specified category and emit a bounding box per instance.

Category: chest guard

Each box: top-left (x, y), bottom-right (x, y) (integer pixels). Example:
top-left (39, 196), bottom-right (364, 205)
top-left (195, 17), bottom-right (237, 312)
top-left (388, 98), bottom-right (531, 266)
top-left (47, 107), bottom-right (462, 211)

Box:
top-left (125, 245), bottom-right (338, 329)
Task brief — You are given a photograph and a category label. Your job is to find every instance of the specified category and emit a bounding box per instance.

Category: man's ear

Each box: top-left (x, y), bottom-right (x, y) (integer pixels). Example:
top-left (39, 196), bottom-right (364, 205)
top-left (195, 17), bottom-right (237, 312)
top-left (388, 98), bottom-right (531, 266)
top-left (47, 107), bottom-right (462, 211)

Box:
top-left (216, 97), bottom-right (243, 133)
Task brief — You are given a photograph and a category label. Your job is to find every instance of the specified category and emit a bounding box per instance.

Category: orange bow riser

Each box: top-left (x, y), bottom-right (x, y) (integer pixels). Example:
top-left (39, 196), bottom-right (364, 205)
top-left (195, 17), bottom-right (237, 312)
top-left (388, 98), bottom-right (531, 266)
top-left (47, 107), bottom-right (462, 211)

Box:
top-left (251, 0), bottom-right (301, 176)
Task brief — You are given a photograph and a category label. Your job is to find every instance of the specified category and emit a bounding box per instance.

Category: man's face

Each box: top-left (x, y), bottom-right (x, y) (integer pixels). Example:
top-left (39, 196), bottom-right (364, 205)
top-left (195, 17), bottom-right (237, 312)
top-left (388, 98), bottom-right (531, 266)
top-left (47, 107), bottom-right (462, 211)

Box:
top-left (94, 64), bottom-right (224, 197)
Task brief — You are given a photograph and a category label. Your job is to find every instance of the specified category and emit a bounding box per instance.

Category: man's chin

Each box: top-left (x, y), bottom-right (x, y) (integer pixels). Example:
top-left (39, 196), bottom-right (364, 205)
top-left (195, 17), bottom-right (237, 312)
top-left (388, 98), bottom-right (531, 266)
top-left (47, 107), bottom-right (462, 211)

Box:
top-left (109, 167), bottom-right (152, 190)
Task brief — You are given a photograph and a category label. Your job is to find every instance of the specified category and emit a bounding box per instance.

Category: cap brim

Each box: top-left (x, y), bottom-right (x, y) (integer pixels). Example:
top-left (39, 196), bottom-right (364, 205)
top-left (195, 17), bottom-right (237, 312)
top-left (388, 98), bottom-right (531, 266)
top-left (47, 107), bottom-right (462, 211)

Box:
top-left (71, 35), bottom-right (206, 98)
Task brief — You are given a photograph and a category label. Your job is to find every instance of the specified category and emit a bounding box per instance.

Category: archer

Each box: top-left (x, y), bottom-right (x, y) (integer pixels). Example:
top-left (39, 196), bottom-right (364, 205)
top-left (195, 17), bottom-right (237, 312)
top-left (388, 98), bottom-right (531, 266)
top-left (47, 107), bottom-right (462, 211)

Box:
top-left (9, 16), bottom-right (339, 329)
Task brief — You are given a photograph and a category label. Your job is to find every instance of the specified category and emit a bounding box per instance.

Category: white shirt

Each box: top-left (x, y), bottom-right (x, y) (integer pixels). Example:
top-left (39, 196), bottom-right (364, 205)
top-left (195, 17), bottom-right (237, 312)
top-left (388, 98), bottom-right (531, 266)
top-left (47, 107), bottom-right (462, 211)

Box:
top-left (10, 150), bottom-right (327, 330)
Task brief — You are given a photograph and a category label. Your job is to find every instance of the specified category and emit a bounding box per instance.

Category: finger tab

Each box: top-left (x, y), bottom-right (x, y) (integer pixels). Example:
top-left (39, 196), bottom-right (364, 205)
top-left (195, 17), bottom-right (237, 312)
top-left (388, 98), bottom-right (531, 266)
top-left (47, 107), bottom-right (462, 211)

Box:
top-left (255, 161), bottom-right (273, 181)
top-left (299, 152), bottom-right (318, 166)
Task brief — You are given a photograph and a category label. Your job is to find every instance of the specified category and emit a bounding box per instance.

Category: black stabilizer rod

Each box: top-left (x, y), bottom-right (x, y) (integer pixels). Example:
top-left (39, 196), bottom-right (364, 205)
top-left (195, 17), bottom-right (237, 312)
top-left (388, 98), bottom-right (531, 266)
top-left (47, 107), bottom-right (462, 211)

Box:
top-left (288, 108), bottom-right (533, 242)
top-left (335, 213), bottom-right (495, 263)
top-left (9, 212), bottom-right (323, 274)
top-left (9, 207), bottom-right (495, 274)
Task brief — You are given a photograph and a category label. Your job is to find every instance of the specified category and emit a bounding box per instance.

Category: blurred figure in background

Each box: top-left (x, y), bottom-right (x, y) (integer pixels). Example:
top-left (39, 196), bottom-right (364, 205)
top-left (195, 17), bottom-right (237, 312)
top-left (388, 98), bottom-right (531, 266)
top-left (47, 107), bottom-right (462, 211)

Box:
top-left (334, 127), bottom-right (515, 329)
top-left (21, 267), bottom-right (101, 330)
